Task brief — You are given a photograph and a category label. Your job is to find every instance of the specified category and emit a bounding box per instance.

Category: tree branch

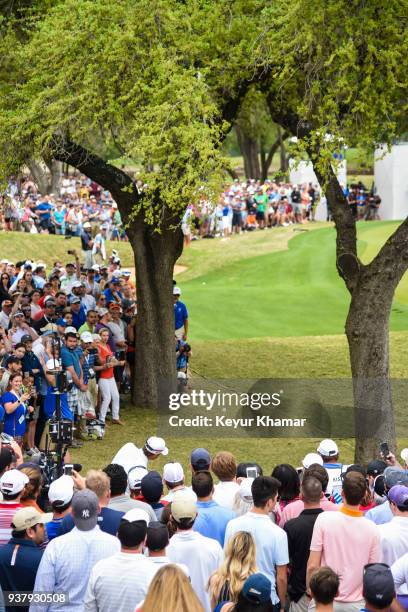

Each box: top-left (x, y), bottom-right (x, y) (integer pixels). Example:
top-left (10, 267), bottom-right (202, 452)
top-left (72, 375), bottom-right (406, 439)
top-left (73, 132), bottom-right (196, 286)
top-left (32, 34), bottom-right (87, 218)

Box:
top-left (50, 136), bottom-right (138, 223)
top-left (368, 215), bottom-right (408, 287)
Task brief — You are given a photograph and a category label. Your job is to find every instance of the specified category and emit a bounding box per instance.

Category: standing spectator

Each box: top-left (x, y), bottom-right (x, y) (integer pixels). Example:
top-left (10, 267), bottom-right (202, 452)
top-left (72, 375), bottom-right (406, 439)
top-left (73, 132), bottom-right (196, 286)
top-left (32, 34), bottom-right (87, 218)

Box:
top-left (379, 485), bottom-right (408, 571)
top-left (137, 564), bottom-right (204, 612)
top-left (58, 470), bottom-right (124, 536)
top-left (307, 472), bottom-right (381, 612)
top-left (167, 491), bottom-right (223, 612)
top-left (92, 225), bottom-right (108, 265)
top-left (140, 471), bottom-right (167, 520)
top-left (1, 373), bottom-right (34, 444)
top-left (174, 287), bottom-right (188, 340)
top-left (146, 521), bottom-right (188, 574)
top-left (366, 468), bottom-right (408, 526)
top-left (212, 452), bottom-right (240, 510)
top-left (81, 221), bottom-right (94, 270)
top-left (84, 508), bottom-right (157, 612)
top-left (309, 567), bottom-right (340, 612)
top-left (0, 507), bottom-right (49, 611)
top-left (272, 464), bottom-right (300, 524)
top-left (190, 448), bottom-right (211, 474)
top-left (208, 531), bottom-right (257, 609)
top-left (0, 469), bottom-right (28, 545)
top-left (31, 490), bottom-right (120, 612)
top-left (104, 463), bottom-right (157, 521)
top-left (284, 477), bottom-right (324, 612)
top-left (316, 439), bottom-right (346, 504)
top-left (46, 475), bottom-right (74, 541)
top-left (280, 464), bottom-right (337, 528)
top-left (192, 471), bottom-right (236, 546)
top-left (362, 564), bottom-right (397, 612)
top-left (95, 328), bottom-right (124, 425)
top-left (224, 476), bottom-right (289, 610)
top-left (162, 462), bottom-right (192, 502)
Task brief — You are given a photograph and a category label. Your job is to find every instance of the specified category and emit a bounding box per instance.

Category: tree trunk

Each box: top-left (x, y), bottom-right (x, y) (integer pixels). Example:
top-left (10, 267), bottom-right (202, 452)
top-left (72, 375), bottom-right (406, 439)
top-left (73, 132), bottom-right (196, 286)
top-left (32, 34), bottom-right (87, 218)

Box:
top-left (45, 159), bottom-right (63, 195)
top-left (278, 127), bottom-right (288, 172)
top-left (28, 159), bottom-right (49, 194)
top-left (345, 269), bottom-right (396, 463)
top-left (128, 211), bottom-right (184, 407)
top-left (235, 126), bottom-right (261, 179)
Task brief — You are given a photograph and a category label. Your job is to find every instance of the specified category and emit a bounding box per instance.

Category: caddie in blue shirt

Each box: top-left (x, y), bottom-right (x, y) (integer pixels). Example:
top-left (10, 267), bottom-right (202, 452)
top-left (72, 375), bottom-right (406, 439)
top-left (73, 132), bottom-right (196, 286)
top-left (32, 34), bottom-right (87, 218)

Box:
top-left (174, 286), bottom-right (188, 340)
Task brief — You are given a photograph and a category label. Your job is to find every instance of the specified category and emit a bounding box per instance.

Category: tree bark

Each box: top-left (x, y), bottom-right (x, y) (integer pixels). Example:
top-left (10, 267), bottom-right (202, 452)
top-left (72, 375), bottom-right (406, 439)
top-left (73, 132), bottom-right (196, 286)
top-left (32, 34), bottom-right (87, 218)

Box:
top-left (28, 159), bottom-right (49, 195)
top-left (260, 128), bottom-right (289, 181)
top-left (45, 159), bottom-right (63, 195)
top-left (128, 213), bottom-right (183, 407)
top-left (235, 125), bottom-right (261, 179)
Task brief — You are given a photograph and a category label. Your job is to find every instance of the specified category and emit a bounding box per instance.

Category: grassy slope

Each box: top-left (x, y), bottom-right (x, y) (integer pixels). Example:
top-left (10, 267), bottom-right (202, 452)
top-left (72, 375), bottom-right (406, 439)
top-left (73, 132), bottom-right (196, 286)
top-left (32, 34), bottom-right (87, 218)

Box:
top-left (182, 221), bottom-right (408, 341)
top-left (2, 226), bottom-right (407, 470)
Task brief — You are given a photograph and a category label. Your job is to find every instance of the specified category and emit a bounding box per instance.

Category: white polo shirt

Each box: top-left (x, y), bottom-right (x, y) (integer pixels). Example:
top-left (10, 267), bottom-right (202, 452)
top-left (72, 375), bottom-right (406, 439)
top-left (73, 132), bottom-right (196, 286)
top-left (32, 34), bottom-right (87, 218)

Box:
top-left (213, 481), bottom-right (240, 510)
top-left (84, 552), bottom-right (158, 612)
top-left (167, 530), bottom-right (223, 612)
top-left (392, 552), bottom-right (408, 594)
top-left (112, 443), bottom-right (147, 474)
top-left (379, 516), bottom-right (408, 594)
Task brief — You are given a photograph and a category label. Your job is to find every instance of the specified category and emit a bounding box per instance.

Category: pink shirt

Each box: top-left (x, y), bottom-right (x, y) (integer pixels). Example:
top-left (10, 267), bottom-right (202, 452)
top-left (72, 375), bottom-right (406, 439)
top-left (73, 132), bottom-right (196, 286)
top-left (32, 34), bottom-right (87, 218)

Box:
top-left (280, 498), bottom-right (338, 528)
top-left (310, 508), bottom-right (380, 602)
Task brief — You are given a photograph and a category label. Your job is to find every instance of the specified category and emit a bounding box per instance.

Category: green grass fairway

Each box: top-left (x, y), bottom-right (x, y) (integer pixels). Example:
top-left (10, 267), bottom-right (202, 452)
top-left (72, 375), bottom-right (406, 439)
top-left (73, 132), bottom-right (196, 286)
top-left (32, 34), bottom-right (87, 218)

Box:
top-left (180, 221), bottom-right (408, 341)
top-left (2, 224), bottom-right (408, 471)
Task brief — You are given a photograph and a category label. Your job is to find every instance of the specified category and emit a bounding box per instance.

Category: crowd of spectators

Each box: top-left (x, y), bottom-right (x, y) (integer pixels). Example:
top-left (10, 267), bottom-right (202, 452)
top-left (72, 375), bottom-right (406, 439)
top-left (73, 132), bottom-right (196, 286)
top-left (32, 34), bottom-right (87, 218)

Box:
top-left (0, 437), bottom-right (407, 612)
top-left (1, 175), bottom-right (380, 245)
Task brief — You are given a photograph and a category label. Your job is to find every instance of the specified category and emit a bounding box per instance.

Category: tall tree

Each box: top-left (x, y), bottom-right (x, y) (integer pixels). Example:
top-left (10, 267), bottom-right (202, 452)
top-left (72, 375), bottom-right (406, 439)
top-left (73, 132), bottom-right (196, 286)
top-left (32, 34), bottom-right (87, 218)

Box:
top-left (259, 0), bottom-right (408, 462)
top-left (0, 0), bottom-right (263, 407)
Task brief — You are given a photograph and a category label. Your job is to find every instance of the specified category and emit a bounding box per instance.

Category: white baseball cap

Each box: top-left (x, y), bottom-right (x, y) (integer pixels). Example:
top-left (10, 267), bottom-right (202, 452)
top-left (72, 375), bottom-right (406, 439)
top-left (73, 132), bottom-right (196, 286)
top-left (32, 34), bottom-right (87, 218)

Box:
top-left (163, 462), bottom-right (184, 484)
top-left (171, 490), bottom-right (197, 521)
top-left (122, 508), bottom-right (150, 525)
top-left (317, 439), bottom-right (339, 457)
top-left (65, 326), bottom-right (78, 335)
top-left (72, 281), bottom-right (83, 289)
top-left (173, 286), bottom-right (181, 296)
top-left (48, 475), bottom-right (74, 505)
top-left (0, 469), bottom-right (29, 495)
top-left (128, 466), bottom-right (148, 490)
top-left (80, 331), bottom-right (93, 343)
top-left (144, 437), bottom-right (168, 456)
top-left (302, 453), bottom-right (324, 469)
top-left (91, 264), bottom-right (100, 272)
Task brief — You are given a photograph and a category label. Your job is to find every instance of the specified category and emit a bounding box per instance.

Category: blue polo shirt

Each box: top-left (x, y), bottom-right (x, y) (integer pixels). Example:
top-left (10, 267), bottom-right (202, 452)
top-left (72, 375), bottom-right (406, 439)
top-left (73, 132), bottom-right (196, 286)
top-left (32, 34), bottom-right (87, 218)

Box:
top-left (71, 305), bottom-right (86, 330)
top-left (57, 506), bottom-right (124, 536)
top-left (193, 500), bottom-right (236, 546)
top-left (174, 300), bottom-right (188, 330)
top-left (0, 538), bottom-right (43, 598)
top-left (0, 393), bottom-right (27, 437)
top-left (60, 345), bottom-right (81, 378)
top-left (36, 202), bottom-right (53, 221)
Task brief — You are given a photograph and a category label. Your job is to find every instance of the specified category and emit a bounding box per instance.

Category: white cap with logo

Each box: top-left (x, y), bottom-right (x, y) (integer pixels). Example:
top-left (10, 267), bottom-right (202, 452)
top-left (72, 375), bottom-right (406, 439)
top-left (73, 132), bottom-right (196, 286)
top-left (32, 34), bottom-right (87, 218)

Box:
top-left (0, 469), bottom-right (29, 496)
top-left (144, 437), bottom-right (168, 456)
top-left (317, 439), bottom-right (339, 457)
top-left (48, 475), bottom-right (75, 505)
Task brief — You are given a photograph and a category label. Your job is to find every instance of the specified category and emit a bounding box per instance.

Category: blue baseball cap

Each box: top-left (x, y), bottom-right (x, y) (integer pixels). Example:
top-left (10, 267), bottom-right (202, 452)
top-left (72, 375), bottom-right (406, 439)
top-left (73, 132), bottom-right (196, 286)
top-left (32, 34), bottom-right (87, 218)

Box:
top-left (388, 484), bottom-right (408, 509)
top-left (242, 573), bottom-right (271, 604)
top-left (56, 318), bottom-right (67, 327)
top-left (191, 448), bottom-right (211, 470)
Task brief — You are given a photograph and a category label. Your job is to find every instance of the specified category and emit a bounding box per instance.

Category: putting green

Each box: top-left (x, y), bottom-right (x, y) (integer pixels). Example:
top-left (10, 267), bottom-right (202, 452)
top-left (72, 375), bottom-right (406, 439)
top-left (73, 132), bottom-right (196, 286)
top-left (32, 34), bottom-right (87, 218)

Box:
top-left (184, 221), bottom-right (408, 341)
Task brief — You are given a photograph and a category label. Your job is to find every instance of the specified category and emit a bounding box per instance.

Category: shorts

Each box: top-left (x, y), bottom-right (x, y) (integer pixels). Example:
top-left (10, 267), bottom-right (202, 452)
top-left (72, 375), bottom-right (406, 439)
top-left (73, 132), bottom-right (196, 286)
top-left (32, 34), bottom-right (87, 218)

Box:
top-left (175, 326), bottom-right (185, 340)
top-left (232, 212), bottom-right (242, 227)
top-left (256, 211), bottom-right (265, 221)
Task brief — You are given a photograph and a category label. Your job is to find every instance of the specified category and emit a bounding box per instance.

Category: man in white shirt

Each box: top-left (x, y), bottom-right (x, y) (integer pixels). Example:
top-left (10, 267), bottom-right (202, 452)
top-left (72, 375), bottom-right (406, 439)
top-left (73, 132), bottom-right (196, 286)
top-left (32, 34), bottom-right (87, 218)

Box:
top-left (212, 451), bottom-right (239, 510)
top-left (30, 490), bottom-right (119, 612)
top-left (162, 462), bottom-right (196, 502)
top-left (224, 476), bottom-right (288, 610)
top-left (379, 485), bottom-right (408, 602)
top-left (167, 491), bottom-right (223, 612)
top-left (146, 520), bottom-right (189, 576)
top-left (111, 437), bottom-right (168, 474)
top-left (84, 508), bottom-right (157, 612)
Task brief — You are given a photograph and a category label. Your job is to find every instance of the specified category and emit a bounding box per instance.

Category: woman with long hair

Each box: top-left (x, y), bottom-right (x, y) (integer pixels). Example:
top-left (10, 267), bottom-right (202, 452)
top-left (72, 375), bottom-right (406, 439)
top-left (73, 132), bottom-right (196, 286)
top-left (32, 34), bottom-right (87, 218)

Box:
top-left (208, 531), bottom-right (257, 608)
top-left (19, 465), bottom-right (43, 512)
top-left (271, 464), bottom-right (300, 524)
top-left (0, 272), bottom-right (11, 307)
top-left (139, 564), bottom-right (204, 612)
top-left (95, 328), bottom-right (125, 425)
top-left (29, 289), bottom-right (43, 319)
top-left (1, 373), bottom-right (34, 445)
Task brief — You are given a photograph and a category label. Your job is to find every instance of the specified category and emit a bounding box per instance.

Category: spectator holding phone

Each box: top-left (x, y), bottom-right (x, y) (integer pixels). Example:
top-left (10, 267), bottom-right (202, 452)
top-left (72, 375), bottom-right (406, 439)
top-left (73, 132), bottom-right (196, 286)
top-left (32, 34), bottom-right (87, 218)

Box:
top-left (1, 373), bottom-right (34, 445)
